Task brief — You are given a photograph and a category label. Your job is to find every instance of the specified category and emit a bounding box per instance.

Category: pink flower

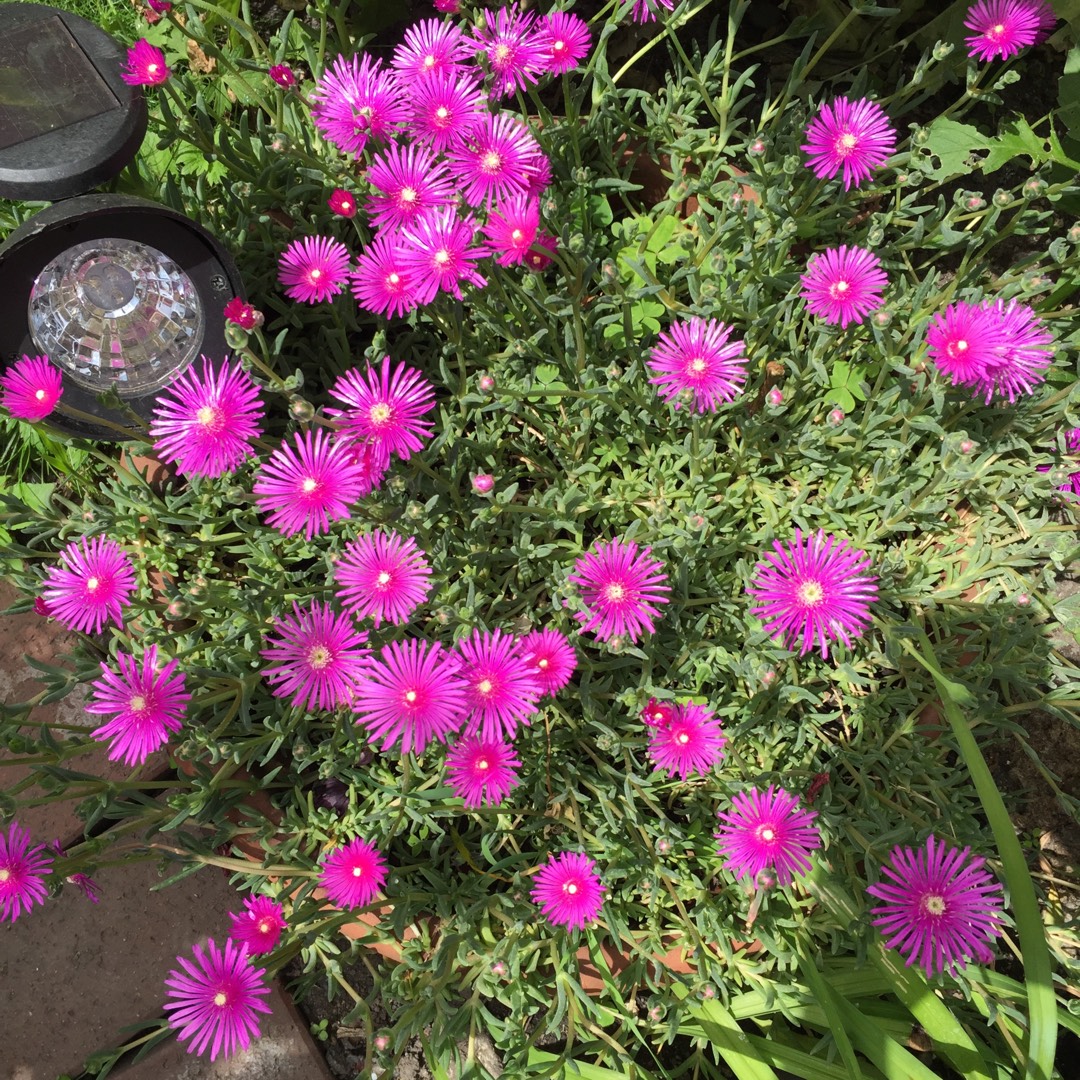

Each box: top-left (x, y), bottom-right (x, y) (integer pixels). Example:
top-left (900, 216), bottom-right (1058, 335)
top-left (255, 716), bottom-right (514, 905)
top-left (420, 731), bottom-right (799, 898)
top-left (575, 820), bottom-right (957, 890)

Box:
top-left (400, 207), bottom-right (487, 303)
top-left (229, 895), bottom-right (287, 955)
top-left (445, 736), bottom-right (521, 807)
top-left (868, 835), bottom-right (1004, 977)
top-left (801, 97), bottom-right (897, 190)
top-left (747, 529), bottom-right (878, 659)
top-left (87, 644), bottom-right (190, 765)
top-left (630, 0), bottom-right (675, 22)
top-left (647, 317), bottom-right (749, 412)
top-left (318, 837), bottom-right (388, 908)
top-left (648, 702), bottom-right (726, 780)
top-left (530, 851), bottom-right (604, 930)
top-left (269, 63), bottom-right (297, 87)
top-left (1042, 426), bottom-right (1080, 499)
top-left (223, 298), bottom-right (261, 330)
top-left (392, 17), bottom-right (472, 84)
top-left (149, 357), bottom-right (263, 478)
top-left (147, 0), bottom-right (172, 12)
top-left (406, 72), bottom-right (488, 153)
top-left (278, 235), bottom-right (351, 304)
top-left (327, 188), bottom-right (358, 218)
top-left (365, 142), bottom-right (454, 233)
top-left (261, 601), bottom-right (369, 712)
top-left (0, 354), bottom-right (62, 421)
top-left (535, 12), bottom-right (591, 74)
top-left (0, 820), bottom-right (52, 924)
top-left (568, 537), bottom-right (670, 643)
top-left (433, 0), bottom-right (459, 11)
top-left (352, 638), bottom-right (468, 754)
top-left (253, 428), bottom-right (367, 539)
top-left (311, 54), bottom-right (407, 156)
top-left (926, 300), bottom-right (1006, 388)
top-left (121, 38), bottom-right (170, 86)
top-left (163, 939), bottom-right (273, 1061)
top-left (344, 438), bottom-right (392, 498)
top-left (334, 530), bottom-right (433, 627)
top-left (964, 0), bottom-right (1052, 62)
top-left (471, 472), bottom-right (495, 494)
top-left (446, 112), bottom-right (540, 207)
top-left (518, 628), bottom-right (576, 696)
top-left (480, 194), bottom-right (541, 266)
top-left (800, 245), bottom-right (887, 328)
top-left (714, 787), bottom-right (821, 886)
top-left (325, 357), bottom-right (436, 462)
top-left (457, 627), bottom-right (543, 741)
top-left (351, 234), bottom-right (421, 318)
top-left (641, 697), bottom-right (675, 728)
top-left (42, 535), bottom-right (136, 635)
top-left (473, 5), bottom-right (545, 98)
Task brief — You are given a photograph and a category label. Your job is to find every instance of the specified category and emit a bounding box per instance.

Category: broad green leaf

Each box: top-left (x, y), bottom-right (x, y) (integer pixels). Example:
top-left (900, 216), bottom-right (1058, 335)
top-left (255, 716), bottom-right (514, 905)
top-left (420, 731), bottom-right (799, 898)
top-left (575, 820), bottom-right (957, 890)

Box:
top-left (921, 118), bottom-right (988, 179)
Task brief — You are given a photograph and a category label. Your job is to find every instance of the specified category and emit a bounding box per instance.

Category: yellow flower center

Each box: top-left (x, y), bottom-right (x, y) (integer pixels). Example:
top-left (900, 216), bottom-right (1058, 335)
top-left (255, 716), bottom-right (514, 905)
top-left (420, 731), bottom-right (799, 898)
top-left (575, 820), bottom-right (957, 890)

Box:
top-left (677, 732), bottom-right (690, 745)
top-left (835, 131), bottom-right (858, 158)
top-left (423, 54), bottom-right (436, 68)
top-left (436, 106), bottom-right (449, 120)
top-left (196, 406), bottom-right (217, 427)
top-left (400, 187), bottom-right (417, 203)
top-left (829, 280), bottom-right (850, 298)
top-left (538, 658), bottom-right (548, 669)
top-left (310, 268), bottom-right (322, 280)
top-left (511, 229), bottom-right (523, 242)
top-left (129, 695), bottom-right (147, 712)
top-left (989, 22), bottom-right (1005, 40)
top-left (148, 63), bottom-right (159, 75)
top-left (797, 580), bottom-right (824, 606)
top-left (376, 571), bottom-right (392, 587)
top-left (405, 689), bottom-right (418, 704)
top-left (388, 273), bottom-right (401, 286)
top-left (759, 826), bottom-right (776, 842)
top-left (258, 918), bottom-right (274, 934)
top-left (476, 758), bottom-right (489, 771)
top-left (923, 894), bottom-right (947, 916)
top-left (370, 402), bottom-right (392, 424)
top-left (35, 388), bottom-right (46, 401)
top-left (603, 582), bottom-right (626, 603)
top-left (482, 151), bottom-right (502, 172)
top-left (352, 865), bottom-right (363, 877)
top-left (213, 991), bottom-right (228, 1007)
top-left (308, 645), bottom-right (332, 669)
top-left (0, 869), bottom-right (10, 882)
top-left (563, 881), bottom-right (578, 895)
top-left (301, 477), bottom-right (318, 493)
top-left (86, 577), bottom-right (100, 592)
top-left (554, 40), bottom-right (566, 53)
top-left (435, 250), bottom-right (450, 265)
top-left (689, 357), bottom-right (707, 374)
top-left (493, 44), bottom-right (510, 63)
top-left (478, 678), bottom-right (494, 696)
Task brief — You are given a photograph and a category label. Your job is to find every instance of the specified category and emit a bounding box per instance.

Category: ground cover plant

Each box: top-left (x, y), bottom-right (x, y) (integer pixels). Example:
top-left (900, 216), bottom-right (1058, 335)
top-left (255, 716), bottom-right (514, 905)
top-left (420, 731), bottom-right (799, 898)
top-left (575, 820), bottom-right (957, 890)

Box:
top-left (2, 0), bottom-right (1080, 1077)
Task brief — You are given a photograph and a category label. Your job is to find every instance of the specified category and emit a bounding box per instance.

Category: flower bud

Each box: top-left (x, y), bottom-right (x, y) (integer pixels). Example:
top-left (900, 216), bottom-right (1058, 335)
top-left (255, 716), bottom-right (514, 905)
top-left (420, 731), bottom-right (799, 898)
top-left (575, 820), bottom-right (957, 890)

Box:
top-left (1023, 177), bottom-right (1048, 199)
top-left (268, 132), bottom-right (291, 153)
top-left (932, 40), bottom-right (954, 61)
top-left (766, 387), bottom-right (783, 407)
top-left (872, 308), bottom-right (892, 328)
top-left (289, 396), bottom-right (315, 422)
top-left (374, 1034), bottom-right (390, 1052)
top-left (478, 373), bottom-right (495, 392)
top-left (761, 668), bottom-right (777, 687)
top-left (223, 322), bottom-right (249, 350)
top-left (471, 473), bottom-right (495, 494)
top-left (747, 137), bottom-right (766, 156)
top-left (165, 599), bottom-right (190, 620)
top-left (1068, 223), bottom-right (1080, 244)
top-left (992, 188), bottom-right (1011, 208)
top-left (568, 232), bottom-right (586, 253)
top-left (912, 126), bottom-right (931, 146)
top-left (827, 407), bottom-right (845, 427)
top-left (959, 439), bottom-right (976, 455)
top-left (1015, 592), bottom-right (1031, 607)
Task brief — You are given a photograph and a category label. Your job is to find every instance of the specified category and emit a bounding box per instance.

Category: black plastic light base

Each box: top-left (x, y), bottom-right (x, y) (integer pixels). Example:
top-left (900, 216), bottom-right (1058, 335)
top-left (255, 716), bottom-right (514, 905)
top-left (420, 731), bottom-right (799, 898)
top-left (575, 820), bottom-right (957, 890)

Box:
top-left (0, 194), bottom-right (245, 441)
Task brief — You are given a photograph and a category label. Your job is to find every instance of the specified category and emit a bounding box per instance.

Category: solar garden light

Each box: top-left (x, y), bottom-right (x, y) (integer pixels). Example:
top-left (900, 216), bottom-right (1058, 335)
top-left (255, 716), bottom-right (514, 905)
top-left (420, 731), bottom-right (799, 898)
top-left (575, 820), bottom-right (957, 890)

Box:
top-left (0, 2), bottom-right (244, 441)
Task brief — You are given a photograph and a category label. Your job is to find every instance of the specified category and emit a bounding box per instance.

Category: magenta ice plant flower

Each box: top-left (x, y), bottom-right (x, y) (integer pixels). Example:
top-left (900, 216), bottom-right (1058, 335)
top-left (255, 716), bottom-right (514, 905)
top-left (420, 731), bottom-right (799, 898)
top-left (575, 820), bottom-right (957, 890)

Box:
top-left (800, 245), bottom-right (887, 328)
top-left (365, 142), bottom-right (454, 233)
top-left (630, 0), bottom-right (675, 23)
top-left (0, 820), bottom-right (52, 924)
top-left (925, 299), bottom-right (1007, 388)
top-left (648, 702), bottom-right (726, 780)
top-left (325, 357), bottom-right (436, 462)
top-left (334, 530), bottom-right (433, 627)
top-left (351, 234), bottom-right (421, 319)
top-left (121, 38), bottom-right (170, 86)
top-left (392, 17), bottom-right (472, 84)
top-left (964, 0), bottom-right (1053, 62)
top-left (802, 97), bottom-right (897, 190)
top-left (531, 851), bottom-right (604, 930)
top-left (473, 5), bottom-right (544, 98)
top-left (0, 354), bottom-right (62, 421)
top-left (447, 111), bottom-right (540, 206)
top-left (261, 601), bottom-right (369, 713)
top-left (253, 429), bottom-right (367, 539)
top-left (268, 63), bottom-right (297, 87)
top-left (647, 317), bottom-right (749, 412)
top-left (747, 529), bottom-right (878, 659)
top-left (407, 72), bottom-right (488, 153)
top-left (229, 895), bottom-right (287, 955)
top-left (223, 298), bottom-right (260, 330)
top-left (868, 835), bottom-right (1004, 977)
top-left (278, 235), bottom-right (351, 304)
top-left (87, 644), bottom-right (190, 765)
top-left (343, 438), bottom-right (393, 498)
top-left (42, 535), bottom-right (137, 635)
top-left (445, 735), bottom-right (522, 807)
top-left (311, 53), bottom-right (407, 155)
top-left (569, 537), bottom-right (671, 643)
top-left (457, 627), bottom-right (543, 741)
top-left (525, 232), bottom-right (558, 271)
top-left (714, 787), bottom-right (821, 886)
top-left (327, 188), bottom-right (357, 217)
top-left (641, 697), bottom-right (675, 728)
top-left (518, 627), bottom-right (576, 696)
top-left (149, 356), bottom-right (263, 478)
top-left (480, 194), bottom-right (541, 266)
top-left (1042, 426), bottom-right (1080, 499)
top-left (352, 638), bottom-right (468, 754)
top-left (163, 938), bottom-right (272, 1061)
top-left (535, 11), bottom-right (591, 74)
top-left (318, 837), bottom-right (388, 908)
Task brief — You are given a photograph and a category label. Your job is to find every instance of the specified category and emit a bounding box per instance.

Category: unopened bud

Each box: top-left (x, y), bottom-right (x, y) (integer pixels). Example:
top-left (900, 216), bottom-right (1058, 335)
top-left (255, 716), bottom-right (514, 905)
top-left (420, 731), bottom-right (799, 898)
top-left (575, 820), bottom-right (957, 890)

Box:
top-left (827, 408), bottom-right (845, 427)
top-left (478, 374), bottom-right (495, 392)
top-left (992, 188), bottom-right (1011, 208)
top-left (766, 387), bottom-right (783, 407)
top-left (471, 473), bottom-right (495, 494)
top-left (289, 396), bottom-right (315, 422)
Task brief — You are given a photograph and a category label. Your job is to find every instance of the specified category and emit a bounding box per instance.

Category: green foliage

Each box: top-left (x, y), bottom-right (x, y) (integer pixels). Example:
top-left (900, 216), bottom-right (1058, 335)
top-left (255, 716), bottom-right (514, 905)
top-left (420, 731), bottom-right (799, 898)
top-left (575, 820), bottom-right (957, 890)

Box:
top-left (2, 1), bottom-right (1080, 1078)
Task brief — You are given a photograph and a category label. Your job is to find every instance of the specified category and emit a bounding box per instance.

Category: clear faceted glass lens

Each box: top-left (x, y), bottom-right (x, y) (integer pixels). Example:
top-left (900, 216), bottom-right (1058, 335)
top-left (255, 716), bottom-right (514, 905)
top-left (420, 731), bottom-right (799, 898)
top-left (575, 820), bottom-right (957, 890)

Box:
top-left (28, 238), bottom-right (204, 398)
